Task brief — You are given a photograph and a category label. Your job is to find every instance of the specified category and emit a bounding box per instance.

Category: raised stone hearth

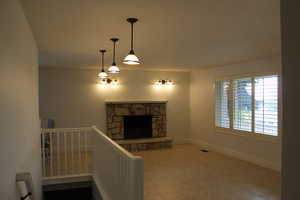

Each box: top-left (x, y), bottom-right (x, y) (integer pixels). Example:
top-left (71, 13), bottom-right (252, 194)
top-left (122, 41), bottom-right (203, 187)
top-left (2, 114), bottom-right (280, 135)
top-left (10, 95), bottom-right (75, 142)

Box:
top-left (106, 100), bottom-right (172, 152)
top-left (116, 137), bottom-right (172, 152)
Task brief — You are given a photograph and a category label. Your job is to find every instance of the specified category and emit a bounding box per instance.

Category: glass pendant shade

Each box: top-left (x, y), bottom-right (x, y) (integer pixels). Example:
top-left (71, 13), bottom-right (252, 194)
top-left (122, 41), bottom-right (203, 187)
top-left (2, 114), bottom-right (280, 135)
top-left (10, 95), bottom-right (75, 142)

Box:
top-left (108, 63), bottom-right (120, 73)
top-left (123, 50), bottom-right (140, 65)
top-left (98, 70), bottom-right (108, 78)
top-left (109, 38), bottom-right (120, 73)
top-left (123, 18), bottom-right (140, 65)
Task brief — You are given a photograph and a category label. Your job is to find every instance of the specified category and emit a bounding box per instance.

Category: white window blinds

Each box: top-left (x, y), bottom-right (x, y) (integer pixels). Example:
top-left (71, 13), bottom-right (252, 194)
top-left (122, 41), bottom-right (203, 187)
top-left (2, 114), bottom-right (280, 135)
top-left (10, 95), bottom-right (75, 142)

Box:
top-left (215, 80), bottom-right (230, 128)
top-left (233, 78), bottom-right (252, 132)
top-left (215, 75), bottom-right (279, 136)
top-left (254, 75), bottom-right (278, 136)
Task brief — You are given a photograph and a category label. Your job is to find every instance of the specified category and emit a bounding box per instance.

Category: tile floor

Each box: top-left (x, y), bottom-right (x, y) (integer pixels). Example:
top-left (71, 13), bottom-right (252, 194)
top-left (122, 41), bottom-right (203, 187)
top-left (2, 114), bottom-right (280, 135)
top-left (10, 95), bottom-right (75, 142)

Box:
top-left (136, 144), bottom-right (281, 200)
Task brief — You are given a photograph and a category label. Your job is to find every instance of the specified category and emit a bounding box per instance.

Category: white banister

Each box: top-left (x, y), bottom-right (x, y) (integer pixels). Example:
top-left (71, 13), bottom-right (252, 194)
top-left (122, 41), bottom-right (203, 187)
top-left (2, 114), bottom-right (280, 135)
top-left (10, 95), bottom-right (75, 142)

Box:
top-left (41, 126), bottom-right (144, 200)
top-left (41, 127), bottom-right (92, 177)
top-left (92, 126), bottom-right (144, 200)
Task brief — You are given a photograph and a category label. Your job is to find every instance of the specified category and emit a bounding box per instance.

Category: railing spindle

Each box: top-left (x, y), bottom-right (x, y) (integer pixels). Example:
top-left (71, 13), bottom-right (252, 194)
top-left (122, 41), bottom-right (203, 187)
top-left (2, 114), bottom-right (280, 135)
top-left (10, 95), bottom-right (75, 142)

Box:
top-left (57, 131), bottom-right (60, 176)
top-left (78, 130), bottom-right (81, 174)
top-left (84, 129), bottom-right (88, 172)
top-left (41, 126), bottom-right (143, 200)
top-left (42, 131), bottom-right (46, 177)
top-left (71, 131), bottom-right (74, 174)
top-left (64, 131), bottom-right (68, 175)
top-left (50, 131), bottom-right (53, 177)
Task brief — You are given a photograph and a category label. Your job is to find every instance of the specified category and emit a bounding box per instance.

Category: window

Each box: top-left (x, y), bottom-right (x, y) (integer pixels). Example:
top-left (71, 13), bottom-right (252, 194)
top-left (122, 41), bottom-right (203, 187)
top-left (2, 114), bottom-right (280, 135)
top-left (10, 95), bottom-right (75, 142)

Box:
top-left (254, 75), bottom-right (278, 136)
top-left (215, 80), bottom-right (230, 128)
top-left (215, 75), bottom-right (279, 136)
top-left (233, 78), bottom-right (252, 132)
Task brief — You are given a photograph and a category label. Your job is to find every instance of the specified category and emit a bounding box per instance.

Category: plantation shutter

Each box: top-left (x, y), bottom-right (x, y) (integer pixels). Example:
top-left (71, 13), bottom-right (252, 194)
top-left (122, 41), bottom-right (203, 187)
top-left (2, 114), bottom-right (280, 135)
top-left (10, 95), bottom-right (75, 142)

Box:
top-left (254, 75), bottom-right (279, 136)
top-left (233, 78), bottom-right (252, 132)
top-left (215, 80), bottom-right (230, 128)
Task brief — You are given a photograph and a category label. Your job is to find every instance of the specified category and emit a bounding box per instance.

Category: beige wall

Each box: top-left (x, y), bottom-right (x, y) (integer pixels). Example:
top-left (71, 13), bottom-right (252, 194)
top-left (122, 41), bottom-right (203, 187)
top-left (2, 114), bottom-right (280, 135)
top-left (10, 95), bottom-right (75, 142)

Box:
top-left (190, 57), bottom-right (282, 171)
top-left (0, 0), bottom-right (41, 199)
top-left (39, 68), bottom-right (190, 143)
top-left (281, 0), bottom-right (300, 199)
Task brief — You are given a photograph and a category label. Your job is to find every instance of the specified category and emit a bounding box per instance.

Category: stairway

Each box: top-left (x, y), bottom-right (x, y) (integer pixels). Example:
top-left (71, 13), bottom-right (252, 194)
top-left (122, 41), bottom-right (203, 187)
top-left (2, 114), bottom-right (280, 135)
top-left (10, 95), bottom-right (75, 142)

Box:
top-left (43, 182), bottom-right (94, 200)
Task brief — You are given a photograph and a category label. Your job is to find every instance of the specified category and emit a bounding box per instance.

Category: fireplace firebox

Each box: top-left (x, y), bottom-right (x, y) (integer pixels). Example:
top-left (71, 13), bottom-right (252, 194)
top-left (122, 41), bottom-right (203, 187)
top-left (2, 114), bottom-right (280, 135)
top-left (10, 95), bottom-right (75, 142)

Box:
top-left (123, 115), bottom-right (152, 139)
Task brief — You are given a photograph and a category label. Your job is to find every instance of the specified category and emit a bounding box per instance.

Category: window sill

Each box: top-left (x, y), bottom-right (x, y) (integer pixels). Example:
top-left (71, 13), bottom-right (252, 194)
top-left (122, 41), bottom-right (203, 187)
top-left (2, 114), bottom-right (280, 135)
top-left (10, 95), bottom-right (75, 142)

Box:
top-left (214, 127), bottom-right (281, 144)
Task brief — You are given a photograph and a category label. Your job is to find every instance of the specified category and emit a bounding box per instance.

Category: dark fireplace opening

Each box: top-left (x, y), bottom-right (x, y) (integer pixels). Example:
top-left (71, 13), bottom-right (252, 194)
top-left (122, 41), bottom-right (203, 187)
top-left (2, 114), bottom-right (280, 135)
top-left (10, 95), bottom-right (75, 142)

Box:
top-left (124, 115), bottom-right (152, 139)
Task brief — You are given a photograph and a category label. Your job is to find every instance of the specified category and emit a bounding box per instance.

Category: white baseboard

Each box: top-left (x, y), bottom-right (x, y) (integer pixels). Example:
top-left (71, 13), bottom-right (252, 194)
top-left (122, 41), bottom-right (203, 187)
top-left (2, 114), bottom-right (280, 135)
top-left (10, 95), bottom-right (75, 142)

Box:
top-left (173, 138), bottom-right (191, 144)
top-left (189, 139), bottom-right (281, 172)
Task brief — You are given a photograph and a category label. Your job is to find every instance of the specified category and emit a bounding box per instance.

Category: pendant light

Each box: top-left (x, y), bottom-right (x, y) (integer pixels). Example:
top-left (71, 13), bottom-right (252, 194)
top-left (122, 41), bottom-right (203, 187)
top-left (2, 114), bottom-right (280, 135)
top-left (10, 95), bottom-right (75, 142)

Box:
top-left (108, 38), bottom-right (120, 73)
top-left (123, 18), bottom-right (140, 65)
top-left (97, 49), bottom-right (108, 79)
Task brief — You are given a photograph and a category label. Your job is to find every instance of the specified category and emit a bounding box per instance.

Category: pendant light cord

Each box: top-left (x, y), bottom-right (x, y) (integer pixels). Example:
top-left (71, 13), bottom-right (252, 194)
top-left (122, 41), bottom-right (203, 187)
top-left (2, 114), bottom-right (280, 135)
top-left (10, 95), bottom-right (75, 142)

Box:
top-left (131, 22), bottom-right (134, 51)
top-left (101, 51), bottom-right (104, 71)
top-left (113, 41), bottom-right (116, 62)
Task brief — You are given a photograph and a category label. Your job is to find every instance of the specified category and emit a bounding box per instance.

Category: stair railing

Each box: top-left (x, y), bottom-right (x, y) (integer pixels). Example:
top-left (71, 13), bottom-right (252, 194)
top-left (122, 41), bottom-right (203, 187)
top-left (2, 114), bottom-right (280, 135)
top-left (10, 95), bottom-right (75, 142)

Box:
top-left (41, 127), bottom-right (92, 177)
top-left (41, 126), bottom-right (144, 200)
top-left (92, 126), bottom-right (144, 200)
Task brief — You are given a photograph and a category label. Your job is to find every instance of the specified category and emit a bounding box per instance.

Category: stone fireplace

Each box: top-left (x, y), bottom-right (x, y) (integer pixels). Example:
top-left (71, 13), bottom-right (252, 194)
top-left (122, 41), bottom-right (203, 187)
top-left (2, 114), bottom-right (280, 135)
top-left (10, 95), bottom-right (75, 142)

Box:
top-left (106, 100), bottom-right (172, 151)
top-left (124, 115), bottom-right (152, 139)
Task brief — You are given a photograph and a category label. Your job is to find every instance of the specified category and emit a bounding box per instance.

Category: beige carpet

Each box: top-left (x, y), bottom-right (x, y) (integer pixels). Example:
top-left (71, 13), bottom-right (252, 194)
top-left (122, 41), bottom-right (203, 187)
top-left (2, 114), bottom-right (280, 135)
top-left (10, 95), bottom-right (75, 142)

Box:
top-left (135, 144), bottom-right (281, 200)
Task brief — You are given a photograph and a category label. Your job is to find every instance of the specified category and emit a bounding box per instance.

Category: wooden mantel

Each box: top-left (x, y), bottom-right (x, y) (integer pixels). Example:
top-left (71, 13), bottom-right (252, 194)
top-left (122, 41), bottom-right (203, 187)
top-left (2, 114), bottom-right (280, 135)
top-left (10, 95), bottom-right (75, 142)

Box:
top-left (105, 99), bottom-right (168, 104)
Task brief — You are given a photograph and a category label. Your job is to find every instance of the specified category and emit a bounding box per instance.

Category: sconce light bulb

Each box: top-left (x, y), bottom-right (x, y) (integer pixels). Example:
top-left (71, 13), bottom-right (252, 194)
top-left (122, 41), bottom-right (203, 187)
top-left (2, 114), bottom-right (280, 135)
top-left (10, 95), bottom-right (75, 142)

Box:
top-left (112, 79), bottom-right (119, 86)
top-left (167, 80), bottom-right (173, 86)
top-left (100, 79), bottom-right (108, 86)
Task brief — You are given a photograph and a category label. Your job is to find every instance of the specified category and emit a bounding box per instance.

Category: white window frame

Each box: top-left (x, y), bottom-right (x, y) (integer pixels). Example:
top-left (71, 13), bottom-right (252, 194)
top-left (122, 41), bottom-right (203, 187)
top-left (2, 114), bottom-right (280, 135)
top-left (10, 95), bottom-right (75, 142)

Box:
top-left (214, 72), bottom-right (281, 142)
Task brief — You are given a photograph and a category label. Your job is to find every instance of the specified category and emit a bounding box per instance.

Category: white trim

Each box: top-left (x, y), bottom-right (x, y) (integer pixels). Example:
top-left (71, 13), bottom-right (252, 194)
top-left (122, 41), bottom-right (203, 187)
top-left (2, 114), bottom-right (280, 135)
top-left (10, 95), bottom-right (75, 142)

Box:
top-left (92, 176), bottom-right (111, 200)
top-left (42, 174), bottom-right (92, 185)
top-left (105, 99), bottom-right (168, 104)
top-left (188, 139), bottom-right (281, 172)
top-left (92, 126), bottom-right (139, 159)
top-left (214, 71), bottom-right (281, 81)
top-left (214, 127), bottom-right (280, 143)
top-left (91, 178), bottom-right (103, 200)
top-left (172, 138), bottom-right (191, 144)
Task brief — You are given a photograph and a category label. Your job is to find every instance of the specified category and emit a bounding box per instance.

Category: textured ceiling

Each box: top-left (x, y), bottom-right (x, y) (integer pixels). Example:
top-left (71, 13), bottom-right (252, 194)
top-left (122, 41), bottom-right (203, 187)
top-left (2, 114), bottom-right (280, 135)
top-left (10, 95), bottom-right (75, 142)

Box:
top-left (21, 0), bottom-right (281, 71)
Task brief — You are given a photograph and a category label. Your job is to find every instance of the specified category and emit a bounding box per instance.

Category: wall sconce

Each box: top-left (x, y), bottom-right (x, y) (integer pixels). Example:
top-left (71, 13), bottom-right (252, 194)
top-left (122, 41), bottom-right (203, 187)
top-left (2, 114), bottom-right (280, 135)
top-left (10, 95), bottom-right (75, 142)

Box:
top-left (154, 79), bottom-right (173, 88)
top-left (100, 78), bottom-right (119, 86)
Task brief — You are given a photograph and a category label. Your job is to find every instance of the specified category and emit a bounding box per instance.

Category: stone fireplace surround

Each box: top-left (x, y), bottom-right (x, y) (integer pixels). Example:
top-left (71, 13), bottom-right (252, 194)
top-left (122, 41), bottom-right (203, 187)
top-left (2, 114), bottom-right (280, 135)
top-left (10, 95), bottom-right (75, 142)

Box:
top-left (106, 100), bottom-right (172, 152)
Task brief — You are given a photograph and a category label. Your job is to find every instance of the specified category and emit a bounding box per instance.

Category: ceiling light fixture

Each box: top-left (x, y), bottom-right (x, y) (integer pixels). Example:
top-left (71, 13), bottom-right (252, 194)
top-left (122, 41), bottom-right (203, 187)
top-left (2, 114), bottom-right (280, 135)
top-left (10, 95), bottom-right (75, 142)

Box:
top-left (108, 38), bottom-right (120, 73)
top-left (123, 18), bottom-right (140, 65)
top-left (97, 49), bottom-right (108, 79)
